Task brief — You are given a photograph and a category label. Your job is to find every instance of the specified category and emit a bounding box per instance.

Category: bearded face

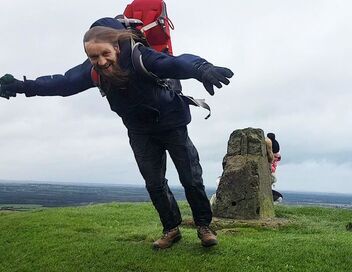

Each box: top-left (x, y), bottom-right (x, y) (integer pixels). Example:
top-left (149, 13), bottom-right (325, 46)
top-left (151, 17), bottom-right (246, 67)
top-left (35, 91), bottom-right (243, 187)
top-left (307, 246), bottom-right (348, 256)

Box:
top-left (85, 41), bottom-right (129, 87)
top-left (85, 41), bottom-right (119, 75)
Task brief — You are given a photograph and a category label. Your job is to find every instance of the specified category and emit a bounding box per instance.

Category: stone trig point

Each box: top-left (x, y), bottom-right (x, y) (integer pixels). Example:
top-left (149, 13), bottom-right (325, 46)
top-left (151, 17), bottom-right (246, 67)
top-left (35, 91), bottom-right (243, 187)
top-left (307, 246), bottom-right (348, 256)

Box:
top-left (212, 128), bottom-right (275, 219)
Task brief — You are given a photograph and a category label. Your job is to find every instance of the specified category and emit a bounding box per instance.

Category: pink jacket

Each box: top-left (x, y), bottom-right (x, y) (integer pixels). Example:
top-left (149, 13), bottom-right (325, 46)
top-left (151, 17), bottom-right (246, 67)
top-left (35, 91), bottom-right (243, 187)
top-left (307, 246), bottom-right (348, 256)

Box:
top-left (271, 153), bottom-right (281, 173)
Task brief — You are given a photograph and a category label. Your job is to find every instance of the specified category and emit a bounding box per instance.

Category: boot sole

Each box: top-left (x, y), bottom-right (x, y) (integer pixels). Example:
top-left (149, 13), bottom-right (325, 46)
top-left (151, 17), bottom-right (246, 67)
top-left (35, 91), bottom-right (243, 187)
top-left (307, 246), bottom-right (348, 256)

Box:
top-left (201, 239), bottom-right (218, 247)
top-left (152, 234), bottom-right (182, 250)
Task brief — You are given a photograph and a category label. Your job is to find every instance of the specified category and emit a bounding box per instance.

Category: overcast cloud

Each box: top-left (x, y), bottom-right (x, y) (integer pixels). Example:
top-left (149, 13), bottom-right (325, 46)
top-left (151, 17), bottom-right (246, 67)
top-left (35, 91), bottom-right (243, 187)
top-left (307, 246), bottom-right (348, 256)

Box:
top-left (0, 0), bottom-right (351, 193)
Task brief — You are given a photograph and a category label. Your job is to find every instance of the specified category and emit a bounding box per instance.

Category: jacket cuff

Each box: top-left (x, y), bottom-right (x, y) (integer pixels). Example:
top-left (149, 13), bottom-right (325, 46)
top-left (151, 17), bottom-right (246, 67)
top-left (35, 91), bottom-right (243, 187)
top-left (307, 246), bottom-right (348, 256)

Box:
top-left (194, 61), bottom-right (212, 81)
top-left (23, 80), bottom-right (36, 97)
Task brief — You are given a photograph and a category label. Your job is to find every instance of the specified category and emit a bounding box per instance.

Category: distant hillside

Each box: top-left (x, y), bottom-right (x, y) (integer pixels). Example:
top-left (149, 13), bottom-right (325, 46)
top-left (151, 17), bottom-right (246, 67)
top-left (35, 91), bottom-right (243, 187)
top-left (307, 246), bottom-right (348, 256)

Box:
top-left (1, 182), bottom-right (352, 208)
top-left (1, 202), bottom-right (352, 271)
top-left (0, 182), bottom-right (192, 207)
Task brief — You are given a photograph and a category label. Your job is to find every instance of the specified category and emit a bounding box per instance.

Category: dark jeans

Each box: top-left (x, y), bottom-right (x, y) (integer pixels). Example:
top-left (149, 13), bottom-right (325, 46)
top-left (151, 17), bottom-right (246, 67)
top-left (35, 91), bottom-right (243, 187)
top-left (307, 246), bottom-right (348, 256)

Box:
top-left (128, 126), bottom-right (212, 231)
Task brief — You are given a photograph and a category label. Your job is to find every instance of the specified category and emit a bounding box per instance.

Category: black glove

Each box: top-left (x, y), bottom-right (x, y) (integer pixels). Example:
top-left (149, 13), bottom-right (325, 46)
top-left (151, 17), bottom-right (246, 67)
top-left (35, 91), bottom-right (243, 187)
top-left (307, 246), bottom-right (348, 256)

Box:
top-left (199, 63), bottom-right (234, 95)
top-left (0, 74), bottom-right (25, 99)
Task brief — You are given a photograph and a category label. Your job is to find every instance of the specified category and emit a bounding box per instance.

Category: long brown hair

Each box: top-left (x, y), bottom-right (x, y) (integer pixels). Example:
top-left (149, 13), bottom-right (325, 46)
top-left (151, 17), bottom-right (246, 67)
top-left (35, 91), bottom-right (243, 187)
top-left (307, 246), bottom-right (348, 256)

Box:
top-left (83, 26), bottom-right (138, 88)
top-left (83, 26), bottom-right (137, 46)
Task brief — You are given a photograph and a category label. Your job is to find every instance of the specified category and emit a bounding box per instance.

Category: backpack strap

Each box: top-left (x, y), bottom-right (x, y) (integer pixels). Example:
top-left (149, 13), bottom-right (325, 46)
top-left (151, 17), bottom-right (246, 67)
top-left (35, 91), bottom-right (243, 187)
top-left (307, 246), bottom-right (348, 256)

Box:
top-left (140, 1), bottom-right (174, 34)
top-left (90, 67), bottom-right (106, 97)
top-left (131, 42), bottom-right (168, 87)
top-left (182, 96), bottom-right (211, 120)
top-left (131, 41), bottom-right (211, 119)
top-left (115, 14), bottom-right (144, 29)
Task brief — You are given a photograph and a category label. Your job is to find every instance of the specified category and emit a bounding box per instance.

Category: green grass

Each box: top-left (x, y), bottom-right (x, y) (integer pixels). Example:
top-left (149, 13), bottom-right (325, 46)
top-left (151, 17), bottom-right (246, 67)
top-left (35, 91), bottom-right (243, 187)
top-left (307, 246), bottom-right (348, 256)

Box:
top-left (1, 202), bottom-right (351, 272)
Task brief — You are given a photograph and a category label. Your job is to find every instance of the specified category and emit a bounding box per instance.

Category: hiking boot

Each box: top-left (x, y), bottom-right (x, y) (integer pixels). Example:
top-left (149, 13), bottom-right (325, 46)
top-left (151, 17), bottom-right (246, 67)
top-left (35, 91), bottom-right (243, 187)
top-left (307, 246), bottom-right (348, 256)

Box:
top-left (153, 227), bottom-right (182, 249)
top-left (197, 226), bottom-right (218, 247)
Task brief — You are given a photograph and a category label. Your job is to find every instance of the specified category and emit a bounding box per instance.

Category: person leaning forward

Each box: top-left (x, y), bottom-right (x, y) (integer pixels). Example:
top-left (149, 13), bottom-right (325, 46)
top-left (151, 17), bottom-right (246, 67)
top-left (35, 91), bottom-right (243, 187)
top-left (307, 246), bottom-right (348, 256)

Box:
top-left (0, 18), bottom-right (234, 249)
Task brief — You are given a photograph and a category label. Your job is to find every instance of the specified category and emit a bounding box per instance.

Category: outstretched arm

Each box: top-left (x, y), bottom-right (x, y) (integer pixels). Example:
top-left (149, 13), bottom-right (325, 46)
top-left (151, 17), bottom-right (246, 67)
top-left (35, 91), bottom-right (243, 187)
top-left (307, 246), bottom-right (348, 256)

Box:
top-left (0, 59), bottom-right (94, 98)
top-left (139, 46), bottom-right (234, 95)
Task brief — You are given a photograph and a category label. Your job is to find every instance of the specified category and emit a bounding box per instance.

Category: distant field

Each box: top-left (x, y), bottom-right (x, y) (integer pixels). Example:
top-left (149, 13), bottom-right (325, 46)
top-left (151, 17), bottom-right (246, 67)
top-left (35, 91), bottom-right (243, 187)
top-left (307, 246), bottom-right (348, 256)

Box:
top-left (0, 182), bottom-right (189, 207)
top-left (1, 182), bottom-right (352, 208)
top-left (0, 182), bottom-right (154, 207)
top-left (0, 204), bottom-right (43, 211)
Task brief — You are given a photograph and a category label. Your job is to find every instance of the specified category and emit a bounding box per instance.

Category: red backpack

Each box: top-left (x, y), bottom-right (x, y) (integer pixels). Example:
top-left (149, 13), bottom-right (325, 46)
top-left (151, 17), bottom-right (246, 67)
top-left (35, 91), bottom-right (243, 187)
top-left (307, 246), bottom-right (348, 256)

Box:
top-left (123, 0), bottom-right (174, 55)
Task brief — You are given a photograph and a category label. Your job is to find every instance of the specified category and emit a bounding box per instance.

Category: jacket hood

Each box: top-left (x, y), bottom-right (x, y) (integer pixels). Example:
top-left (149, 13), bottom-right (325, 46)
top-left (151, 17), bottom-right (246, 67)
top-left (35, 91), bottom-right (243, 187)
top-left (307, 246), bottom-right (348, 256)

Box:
top-left (90, 17), bottom-right (125, 30)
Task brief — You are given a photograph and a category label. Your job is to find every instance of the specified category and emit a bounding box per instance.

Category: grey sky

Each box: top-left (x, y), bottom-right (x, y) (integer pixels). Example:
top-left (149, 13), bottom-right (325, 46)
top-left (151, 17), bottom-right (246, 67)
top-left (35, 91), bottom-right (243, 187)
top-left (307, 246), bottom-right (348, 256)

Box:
top-left (1, 0), bottom-right (351, 193)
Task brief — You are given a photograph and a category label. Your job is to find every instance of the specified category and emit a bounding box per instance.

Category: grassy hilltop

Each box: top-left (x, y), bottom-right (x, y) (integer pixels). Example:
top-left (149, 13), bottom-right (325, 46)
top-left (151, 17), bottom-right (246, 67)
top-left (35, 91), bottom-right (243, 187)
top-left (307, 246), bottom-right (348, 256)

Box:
top-left (1, 202), bottom-right (351, 272)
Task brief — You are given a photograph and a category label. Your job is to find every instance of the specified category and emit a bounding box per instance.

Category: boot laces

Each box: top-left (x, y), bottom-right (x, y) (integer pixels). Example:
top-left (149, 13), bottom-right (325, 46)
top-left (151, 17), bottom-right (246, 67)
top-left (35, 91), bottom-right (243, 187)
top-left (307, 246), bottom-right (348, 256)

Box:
top-left (161, 227), bottom-right (178, 239)
top-left (199, 226), bottom-right (216, 235)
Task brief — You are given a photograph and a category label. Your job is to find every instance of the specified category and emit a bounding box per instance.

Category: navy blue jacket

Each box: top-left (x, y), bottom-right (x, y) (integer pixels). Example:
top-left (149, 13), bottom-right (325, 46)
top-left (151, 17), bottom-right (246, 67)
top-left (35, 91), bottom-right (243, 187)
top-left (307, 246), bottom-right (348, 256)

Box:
top-left (23, 42), bottom-right (208, 133)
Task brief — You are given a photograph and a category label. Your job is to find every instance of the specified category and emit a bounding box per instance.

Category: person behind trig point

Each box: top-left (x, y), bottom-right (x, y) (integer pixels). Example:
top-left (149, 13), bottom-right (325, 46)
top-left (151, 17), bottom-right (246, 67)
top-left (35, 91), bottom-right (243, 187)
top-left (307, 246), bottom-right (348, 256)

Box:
top-left (267, 132), bottom-right (281, 180)
top-left (266, 132), bottom-right (282, 202)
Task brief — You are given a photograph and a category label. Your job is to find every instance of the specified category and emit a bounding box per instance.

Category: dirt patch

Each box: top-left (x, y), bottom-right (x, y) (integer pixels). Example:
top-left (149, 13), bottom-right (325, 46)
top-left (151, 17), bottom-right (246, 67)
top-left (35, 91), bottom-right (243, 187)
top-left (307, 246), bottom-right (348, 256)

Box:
top-left (181, 217), bottom-right (292, 230)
